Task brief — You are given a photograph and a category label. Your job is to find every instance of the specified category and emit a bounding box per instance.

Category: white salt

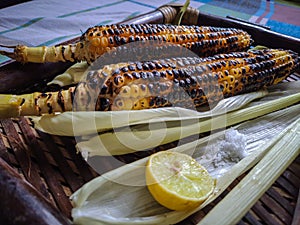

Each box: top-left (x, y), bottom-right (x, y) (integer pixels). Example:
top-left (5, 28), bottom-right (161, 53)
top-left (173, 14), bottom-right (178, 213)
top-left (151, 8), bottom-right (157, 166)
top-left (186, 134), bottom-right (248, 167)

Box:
top-left (199, 128), bottom-right (248, 177)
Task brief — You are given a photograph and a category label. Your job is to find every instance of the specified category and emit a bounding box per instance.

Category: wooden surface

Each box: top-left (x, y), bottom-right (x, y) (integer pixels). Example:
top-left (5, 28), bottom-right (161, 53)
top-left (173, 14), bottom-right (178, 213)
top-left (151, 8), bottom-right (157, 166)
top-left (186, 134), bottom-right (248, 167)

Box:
top-left (0, 105), bottom-right (299, 224)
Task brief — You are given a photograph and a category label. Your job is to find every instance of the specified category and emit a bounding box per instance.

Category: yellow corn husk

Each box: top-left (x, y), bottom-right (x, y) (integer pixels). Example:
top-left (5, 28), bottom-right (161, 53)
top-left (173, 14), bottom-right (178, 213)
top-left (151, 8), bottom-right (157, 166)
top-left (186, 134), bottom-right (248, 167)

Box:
top-left (31, 81), bottom-right (300, 156)
top-left (70, 103), bottom-right (300, 225)
top-left (32, 89), bottom-right (267, 136)
top-left (198, 118), bottom-right (300, 225)
top-left (77, 90), bottom-right (300, 157)
top-left (33, 80), bottom-right (300, 137)
top-left (47, 61), bottom-right (88, 87)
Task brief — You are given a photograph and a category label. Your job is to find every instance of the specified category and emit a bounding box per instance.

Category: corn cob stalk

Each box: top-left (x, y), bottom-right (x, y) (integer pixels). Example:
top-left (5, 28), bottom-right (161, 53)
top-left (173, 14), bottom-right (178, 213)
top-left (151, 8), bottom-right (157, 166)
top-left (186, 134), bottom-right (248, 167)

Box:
top-left (0, 48), bottom-right (298, 118)
top-left (0, 24), bottom-right (252, 64)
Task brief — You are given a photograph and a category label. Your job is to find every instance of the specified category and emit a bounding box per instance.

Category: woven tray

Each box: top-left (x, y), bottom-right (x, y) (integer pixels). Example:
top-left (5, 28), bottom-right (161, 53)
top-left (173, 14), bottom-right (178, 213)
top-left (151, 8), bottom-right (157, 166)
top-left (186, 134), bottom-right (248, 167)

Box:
top-left (0, 4), bottom-right (299, 225)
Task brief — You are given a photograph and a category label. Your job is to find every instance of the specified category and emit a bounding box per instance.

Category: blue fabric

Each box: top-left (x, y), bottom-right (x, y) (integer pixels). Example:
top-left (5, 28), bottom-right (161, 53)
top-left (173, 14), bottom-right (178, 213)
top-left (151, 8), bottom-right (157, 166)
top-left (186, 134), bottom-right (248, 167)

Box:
top-left (0, 0), bottom-right (299, 64)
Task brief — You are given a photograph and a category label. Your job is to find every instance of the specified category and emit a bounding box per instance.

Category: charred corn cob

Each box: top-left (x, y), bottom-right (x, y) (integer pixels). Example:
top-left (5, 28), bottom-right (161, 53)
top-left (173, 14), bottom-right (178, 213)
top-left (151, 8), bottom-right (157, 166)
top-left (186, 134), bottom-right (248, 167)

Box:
top-left (0, 24), bottom-right (252, 64)
top-left (0, 48), bottom-right (298, 118)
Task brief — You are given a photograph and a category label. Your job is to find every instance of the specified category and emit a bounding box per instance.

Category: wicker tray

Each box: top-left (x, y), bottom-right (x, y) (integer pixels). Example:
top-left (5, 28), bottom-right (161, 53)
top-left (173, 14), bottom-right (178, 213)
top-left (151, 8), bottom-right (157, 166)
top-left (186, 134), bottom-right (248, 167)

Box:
top-left (0, 4), bottom-right (299, 225)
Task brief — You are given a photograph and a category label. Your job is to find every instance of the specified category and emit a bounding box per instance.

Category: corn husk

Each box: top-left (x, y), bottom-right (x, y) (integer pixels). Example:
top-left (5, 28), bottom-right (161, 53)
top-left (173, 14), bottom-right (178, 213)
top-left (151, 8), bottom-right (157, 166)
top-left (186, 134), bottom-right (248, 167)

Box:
top-left (31, 81), bottom-right (300, 156)
top-left (173, 0), bottom-right (190, 25)
top-left (77, 90), bottom-right (300, 156)
top-left (32, 90), bottom-right (267, 136)
top-left (47, 62), bottom-right (88, 86)
top-left (70, 103), bottom-right (300, 225)
top-left (198, 118), bottom-right (300, 225)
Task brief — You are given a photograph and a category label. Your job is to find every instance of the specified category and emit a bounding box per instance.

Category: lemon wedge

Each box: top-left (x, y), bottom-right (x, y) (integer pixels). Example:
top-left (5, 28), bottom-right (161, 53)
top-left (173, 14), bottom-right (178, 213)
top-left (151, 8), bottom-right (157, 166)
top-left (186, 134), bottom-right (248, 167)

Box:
top-left (146, 151), bottom-right (215, 211)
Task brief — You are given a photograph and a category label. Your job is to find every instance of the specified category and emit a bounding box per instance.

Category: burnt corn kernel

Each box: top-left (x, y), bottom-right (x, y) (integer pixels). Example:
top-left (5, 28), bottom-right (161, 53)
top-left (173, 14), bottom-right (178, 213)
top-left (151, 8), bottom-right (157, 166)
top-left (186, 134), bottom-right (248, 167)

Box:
top-left (72, 24), bottom-right (255, 63)
top-left (94, 49), bottom-right (298, 111)
top-left (96, 97), bottom-right (111, 111)
top-left (15, 48), bottom-right (297, 116)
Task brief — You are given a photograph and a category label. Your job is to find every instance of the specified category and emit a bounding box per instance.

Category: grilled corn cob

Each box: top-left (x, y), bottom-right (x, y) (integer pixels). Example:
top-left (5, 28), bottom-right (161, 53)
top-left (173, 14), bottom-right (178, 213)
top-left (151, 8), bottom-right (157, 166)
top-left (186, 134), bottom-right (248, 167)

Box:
top-left (0, 48), bottom-right (298, 118)
top-left (0, 24), bottom-right (252, 64)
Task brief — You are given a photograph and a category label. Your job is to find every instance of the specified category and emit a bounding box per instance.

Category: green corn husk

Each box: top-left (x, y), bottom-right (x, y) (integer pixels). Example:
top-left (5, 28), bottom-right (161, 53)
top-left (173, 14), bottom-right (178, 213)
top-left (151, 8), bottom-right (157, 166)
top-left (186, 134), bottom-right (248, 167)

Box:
top-left (70, 103), bottom-right (300, 225)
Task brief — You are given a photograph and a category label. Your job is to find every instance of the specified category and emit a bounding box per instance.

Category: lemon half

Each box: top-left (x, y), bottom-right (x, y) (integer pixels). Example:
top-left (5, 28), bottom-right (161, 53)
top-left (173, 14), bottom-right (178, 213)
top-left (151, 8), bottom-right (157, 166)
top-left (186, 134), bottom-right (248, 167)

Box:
top-left (146, 151), bottom-right (215, 211)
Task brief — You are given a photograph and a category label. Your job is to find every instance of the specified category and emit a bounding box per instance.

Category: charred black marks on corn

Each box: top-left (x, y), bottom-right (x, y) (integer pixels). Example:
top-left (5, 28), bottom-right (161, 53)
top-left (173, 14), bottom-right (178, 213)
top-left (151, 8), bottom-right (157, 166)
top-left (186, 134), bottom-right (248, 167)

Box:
top-left (57, 90), bottom-right (65, 112)
top-left (47, 102), bottom-right (53, 114)
top-left (34, 94), bottom-right (47, 114)
top-left (61, 46), bottom-right (67, 61)
top-left (75, 49), bottom-right (299, 111)
top-left (46, 93), bottom-right (53, 113)
top-left (81, 24), bottom-right (253, 63)
top-left (20, 98), bottom-right (25, 106)
top-left (34, 97), bottom-right (38, 112)
top-left (95, 97), bottom-right (110, 111)
top-left (70, 88), bottom-right (75, 106)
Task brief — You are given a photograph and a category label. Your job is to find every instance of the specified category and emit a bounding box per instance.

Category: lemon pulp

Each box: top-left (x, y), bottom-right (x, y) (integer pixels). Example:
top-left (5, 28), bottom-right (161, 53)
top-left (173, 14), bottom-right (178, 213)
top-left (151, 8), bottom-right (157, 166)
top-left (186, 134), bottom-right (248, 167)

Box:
top-left (146, 151), bottom-right (215, 211)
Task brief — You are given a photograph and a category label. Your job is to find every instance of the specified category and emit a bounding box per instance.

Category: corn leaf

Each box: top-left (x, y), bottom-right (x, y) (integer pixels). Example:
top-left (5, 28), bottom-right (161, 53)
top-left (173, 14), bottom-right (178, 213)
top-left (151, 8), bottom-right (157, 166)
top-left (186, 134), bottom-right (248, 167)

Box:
top-left (47, 62), bottom-right (88, 87)
top-left (32, 90), bottom-right (267, 136)
top-left (70, 104), bottom-right (300, 225)
top-left (198, 118), bottom-right (300, 225)
top-left (77, 84), bottom-right (300, 156)
top-left (31, 81), bottom-right (300, 156)
top-left (173, 0), bottom-right (190, 25)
